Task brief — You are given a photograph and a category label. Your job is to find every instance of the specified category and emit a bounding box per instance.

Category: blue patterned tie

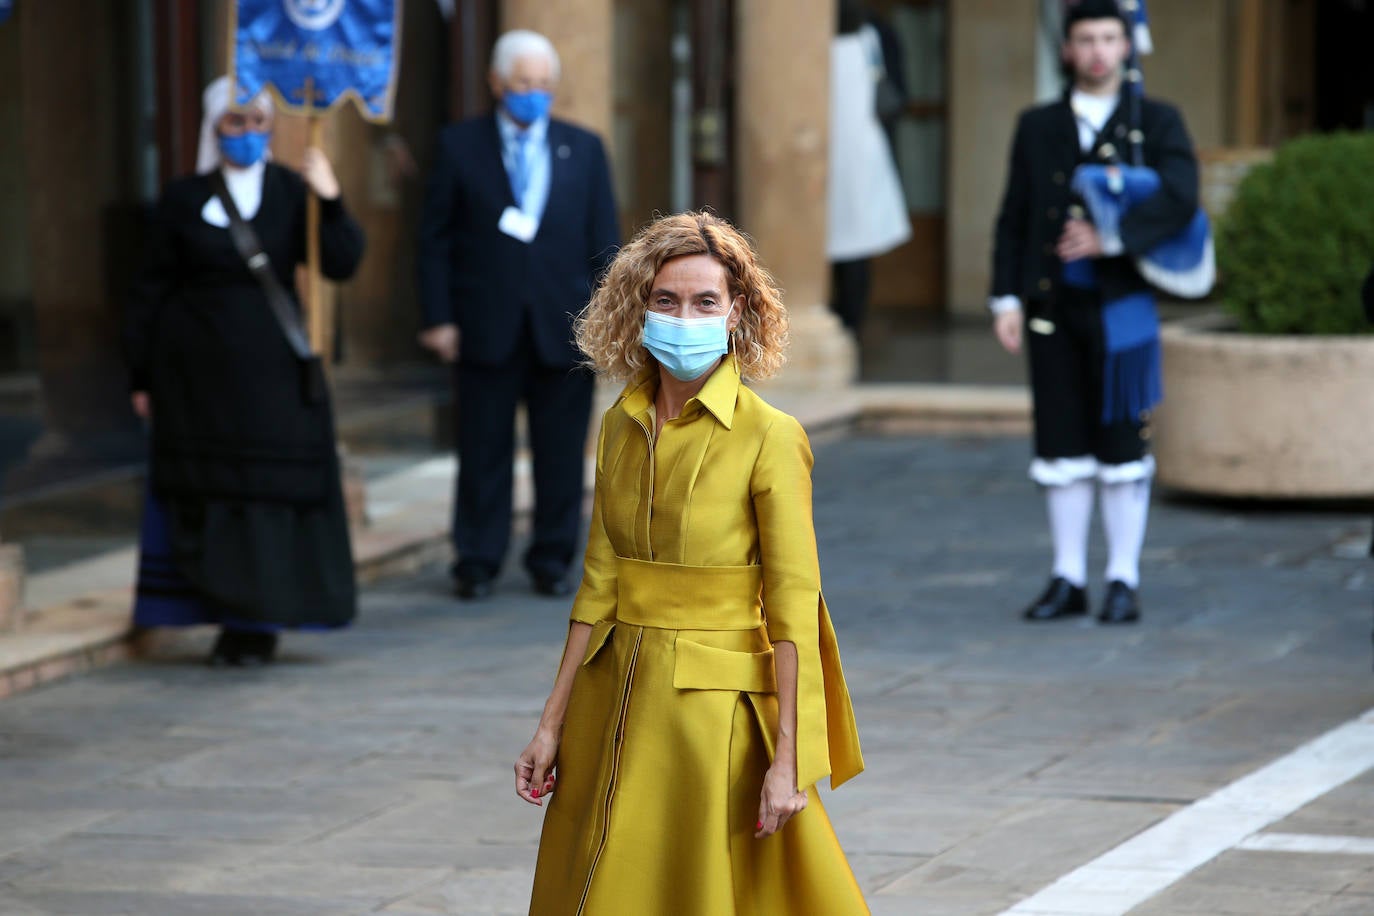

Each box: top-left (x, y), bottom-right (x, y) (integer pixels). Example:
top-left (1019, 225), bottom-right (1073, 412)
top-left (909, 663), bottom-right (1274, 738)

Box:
top-left (510, 133), bottom-right (532, 207)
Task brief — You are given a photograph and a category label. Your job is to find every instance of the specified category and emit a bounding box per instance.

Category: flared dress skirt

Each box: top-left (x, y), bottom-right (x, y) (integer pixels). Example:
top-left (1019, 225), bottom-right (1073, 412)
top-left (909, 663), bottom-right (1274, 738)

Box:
top-left (528, 619), bottom-right (869, 915)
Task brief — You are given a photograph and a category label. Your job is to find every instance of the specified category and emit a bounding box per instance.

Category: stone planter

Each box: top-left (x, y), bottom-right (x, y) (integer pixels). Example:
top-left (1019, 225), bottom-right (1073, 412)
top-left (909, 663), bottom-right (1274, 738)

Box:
top-left (1153, 312), bottom-right (1374, 499)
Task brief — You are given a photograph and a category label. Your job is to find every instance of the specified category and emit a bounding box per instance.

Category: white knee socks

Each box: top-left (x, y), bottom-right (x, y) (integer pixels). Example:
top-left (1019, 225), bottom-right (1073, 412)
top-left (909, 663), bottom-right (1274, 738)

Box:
top-left (1046, 479), bottom-right (1094, 588)
top-left (1100, 478), bottom-right (1151, 588)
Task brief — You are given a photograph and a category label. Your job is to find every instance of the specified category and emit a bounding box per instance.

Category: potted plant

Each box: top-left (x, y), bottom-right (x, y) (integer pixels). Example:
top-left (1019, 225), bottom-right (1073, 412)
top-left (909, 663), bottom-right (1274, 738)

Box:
top-left (1153, 132), bottom-right (1374, 498)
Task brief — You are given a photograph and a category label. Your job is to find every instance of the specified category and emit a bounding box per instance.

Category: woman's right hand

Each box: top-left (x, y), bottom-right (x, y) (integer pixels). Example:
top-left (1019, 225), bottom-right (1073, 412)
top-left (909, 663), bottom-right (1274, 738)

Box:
top-left (515, 727), bottom-right (560, 806)
top-left (131, 391), bottom-right (151, 420)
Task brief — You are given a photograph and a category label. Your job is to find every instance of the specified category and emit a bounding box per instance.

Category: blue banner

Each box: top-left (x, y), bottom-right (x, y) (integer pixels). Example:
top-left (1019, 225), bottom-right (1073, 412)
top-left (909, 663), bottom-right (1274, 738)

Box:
top-left (0, 1), bottom-right (14, 26)
top-left (231, 0), bottom-right (402, 122)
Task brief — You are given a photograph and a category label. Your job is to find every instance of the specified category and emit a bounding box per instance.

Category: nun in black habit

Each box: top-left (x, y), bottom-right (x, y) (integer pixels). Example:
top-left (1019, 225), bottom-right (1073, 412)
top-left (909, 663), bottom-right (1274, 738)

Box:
top-left (125, 76), bottom-right (365, 666)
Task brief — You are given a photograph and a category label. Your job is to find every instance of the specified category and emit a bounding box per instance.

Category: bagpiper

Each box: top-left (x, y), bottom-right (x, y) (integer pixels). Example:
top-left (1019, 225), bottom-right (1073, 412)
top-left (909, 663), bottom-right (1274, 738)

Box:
top-left (989, 0), bottom-right (1211, 625)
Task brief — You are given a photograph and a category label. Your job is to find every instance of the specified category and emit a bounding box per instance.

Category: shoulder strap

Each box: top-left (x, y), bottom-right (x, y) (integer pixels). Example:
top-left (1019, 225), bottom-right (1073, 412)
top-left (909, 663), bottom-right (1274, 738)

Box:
top-left (210, 170), bottom-right (314, 360)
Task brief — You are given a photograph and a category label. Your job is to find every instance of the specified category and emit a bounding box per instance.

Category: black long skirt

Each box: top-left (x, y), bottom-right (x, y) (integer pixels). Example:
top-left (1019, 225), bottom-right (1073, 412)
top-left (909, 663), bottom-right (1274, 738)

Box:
top-left (133, 467), bottom-right (356, 632)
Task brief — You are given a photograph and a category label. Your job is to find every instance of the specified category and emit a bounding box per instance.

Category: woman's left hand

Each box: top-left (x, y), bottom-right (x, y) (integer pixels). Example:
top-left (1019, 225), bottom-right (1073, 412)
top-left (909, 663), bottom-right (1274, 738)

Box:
top-left (302, 147), bottom-right (340, 200)
top-left (514, 728), bottom-right (560, 807)
top-left (755, 761), bottom-right (807, 838)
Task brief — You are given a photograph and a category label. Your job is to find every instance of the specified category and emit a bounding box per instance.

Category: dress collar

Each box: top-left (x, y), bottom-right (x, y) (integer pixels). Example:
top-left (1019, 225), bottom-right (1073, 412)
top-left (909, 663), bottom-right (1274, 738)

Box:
top-left (618, 355), bottom-right (740, 431)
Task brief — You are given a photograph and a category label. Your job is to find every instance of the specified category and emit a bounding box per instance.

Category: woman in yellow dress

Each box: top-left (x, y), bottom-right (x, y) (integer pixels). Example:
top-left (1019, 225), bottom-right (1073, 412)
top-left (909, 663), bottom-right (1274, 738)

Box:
top-left (515, 212), bottom-right (868, 915)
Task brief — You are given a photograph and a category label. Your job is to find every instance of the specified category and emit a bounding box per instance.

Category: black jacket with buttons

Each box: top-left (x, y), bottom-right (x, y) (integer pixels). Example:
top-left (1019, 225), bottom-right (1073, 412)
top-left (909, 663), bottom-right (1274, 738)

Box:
top-left (991, 91), bottom-right (1200, 306)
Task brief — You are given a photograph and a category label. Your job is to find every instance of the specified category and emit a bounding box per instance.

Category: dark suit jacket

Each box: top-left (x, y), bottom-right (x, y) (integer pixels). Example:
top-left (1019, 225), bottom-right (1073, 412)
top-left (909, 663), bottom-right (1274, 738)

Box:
top-left (991, 92), bottom-right (1199, 306)
top-left (417, 115), bottom-right (619, 369)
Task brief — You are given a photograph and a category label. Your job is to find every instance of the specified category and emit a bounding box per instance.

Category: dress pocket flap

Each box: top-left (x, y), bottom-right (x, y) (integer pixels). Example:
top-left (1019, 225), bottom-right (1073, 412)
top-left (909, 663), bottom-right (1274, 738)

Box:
top-left (581, 619), bottom-right (616, 666)
top-left (672, 639), bottom-right (777, 693)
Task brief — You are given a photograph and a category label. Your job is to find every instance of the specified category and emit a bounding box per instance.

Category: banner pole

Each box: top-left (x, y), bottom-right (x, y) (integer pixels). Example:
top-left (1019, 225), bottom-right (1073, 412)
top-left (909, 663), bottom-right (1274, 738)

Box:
top-left (304, 76), bottom-right (324, 357)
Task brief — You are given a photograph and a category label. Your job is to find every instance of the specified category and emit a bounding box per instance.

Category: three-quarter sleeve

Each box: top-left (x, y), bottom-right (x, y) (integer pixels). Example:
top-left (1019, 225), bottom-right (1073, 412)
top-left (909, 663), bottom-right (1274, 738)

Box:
top-left (751, 414), bottom-right (863, 791)
top-left (569, 413), bottom-right (618, 625)
top-left (752, 414), bottom-right (822, 643)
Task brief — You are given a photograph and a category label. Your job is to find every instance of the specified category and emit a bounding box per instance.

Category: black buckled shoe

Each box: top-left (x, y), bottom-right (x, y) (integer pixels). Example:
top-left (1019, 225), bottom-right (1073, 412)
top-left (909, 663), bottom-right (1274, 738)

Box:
top-left (1098, 580), bottom-right (1141, 625)
top-left (455, 572), bottom-right (494, 600)
top-left (207, 629), bottom-right (246, 668)
top-left (532, 574), bottom-right (572, 598)
top-left (229, 632), bottom-right (277, 667)
top-left (208, 630), bottom-right (277, 667)
top-left (1022, 577), bottom-right (1089, 622)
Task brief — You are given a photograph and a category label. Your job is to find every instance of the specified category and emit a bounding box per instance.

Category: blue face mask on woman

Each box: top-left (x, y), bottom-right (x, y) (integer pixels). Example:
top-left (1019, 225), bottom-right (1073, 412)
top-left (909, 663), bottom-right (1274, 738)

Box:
top-left (504, 89), bottom-right (553, 125)
top-left (642, 311), bottom-right (733, 382)
top-left (219, 131), bottom-right (269, 167)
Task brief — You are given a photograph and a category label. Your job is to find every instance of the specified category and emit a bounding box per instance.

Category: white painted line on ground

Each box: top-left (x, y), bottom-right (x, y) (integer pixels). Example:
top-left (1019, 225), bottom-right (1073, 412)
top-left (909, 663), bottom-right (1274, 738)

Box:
top-left (1237, 832), bottom-right (1374, 856)
top-left (1000, 707), bottom-right (1374, 916)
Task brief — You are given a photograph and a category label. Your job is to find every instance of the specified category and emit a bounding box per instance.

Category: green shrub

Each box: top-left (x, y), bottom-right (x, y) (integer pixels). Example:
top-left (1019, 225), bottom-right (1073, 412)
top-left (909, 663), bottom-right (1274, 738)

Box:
top-left (1219, 132), bottom-right (1374, 335)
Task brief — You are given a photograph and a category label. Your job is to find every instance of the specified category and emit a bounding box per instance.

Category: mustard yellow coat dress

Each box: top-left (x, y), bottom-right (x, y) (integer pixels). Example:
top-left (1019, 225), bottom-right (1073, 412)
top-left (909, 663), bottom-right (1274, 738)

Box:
top-left (529, 356), bottom-right (868, 915)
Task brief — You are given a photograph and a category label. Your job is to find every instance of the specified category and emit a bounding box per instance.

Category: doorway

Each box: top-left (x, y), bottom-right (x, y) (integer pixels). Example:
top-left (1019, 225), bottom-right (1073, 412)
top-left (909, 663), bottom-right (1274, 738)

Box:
top-left (866, 0), bottom-right (947, 323)
top-left (1314, 0), bottom-right (1374, 131)
top-left (611, 0), bottom-right (738, 238)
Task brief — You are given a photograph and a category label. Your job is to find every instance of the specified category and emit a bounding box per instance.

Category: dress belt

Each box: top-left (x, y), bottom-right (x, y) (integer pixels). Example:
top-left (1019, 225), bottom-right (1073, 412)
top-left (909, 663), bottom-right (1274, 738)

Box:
top-left (613, 557), bottom-right (763, 630)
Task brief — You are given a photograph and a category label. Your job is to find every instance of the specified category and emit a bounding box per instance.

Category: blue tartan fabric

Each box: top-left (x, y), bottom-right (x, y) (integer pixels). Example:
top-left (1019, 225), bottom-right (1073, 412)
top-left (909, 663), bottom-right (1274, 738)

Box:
top-left (1060, 163), bottom-right (1216, 424)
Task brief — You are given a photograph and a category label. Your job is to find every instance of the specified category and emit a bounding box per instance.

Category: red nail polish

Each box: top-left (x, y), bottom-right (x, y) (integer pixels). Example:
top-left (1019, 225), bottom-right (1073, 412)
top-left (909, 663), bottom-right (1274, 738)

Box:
top-left (532, 788), bottom-right (540, 798)
top-left (755, 821), bottom-right (763, 830)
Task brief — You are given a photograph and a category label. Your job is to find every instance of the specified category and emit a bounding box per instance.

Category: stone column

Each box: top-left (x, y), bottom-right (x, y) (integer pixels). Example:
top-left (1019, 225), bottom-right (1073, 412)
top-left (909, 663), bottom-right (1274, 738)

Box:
top-left (734, 0), bottom-right (855, 389)
top-left (946, 0), bottom-right (1038, 318)
top-left (501, 0), bottom-right (614, 140)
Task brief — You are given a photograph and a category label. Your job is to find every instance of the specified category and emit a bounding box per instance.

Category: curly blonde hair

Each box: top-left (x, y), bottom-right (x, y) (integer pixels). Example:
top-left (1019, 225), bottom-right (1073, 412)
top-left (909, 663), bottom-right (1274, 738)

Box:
top-left (575, 211), bottom-right (789, 381)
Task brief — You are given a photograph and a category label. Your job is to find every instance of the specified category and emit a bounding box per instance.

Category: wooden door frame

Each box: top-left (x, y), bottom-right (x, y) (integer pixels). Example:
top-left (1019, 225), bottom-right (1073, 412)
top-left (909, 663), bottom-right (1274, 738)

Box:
top-left (690, 0), bottom-right (735, 216)
top-left (450, 0), bottom-right (499, 121)
top-left (153, 0), bottom-right (203, 183)
top-left (869, 0), bottom-right (948, 317)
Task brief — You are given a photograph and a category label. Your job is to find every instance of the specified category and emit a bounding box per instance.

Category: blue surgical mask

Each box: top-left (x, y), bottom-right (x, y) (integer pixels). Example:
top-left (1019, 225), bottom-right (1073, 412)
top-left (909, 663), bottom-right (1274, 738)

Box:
top-left (503, 89), bottom-right (553, 125)
top-left (642, 311), bottom-right (731, 382)
top-left (219, 130), bottom-right (269, 167)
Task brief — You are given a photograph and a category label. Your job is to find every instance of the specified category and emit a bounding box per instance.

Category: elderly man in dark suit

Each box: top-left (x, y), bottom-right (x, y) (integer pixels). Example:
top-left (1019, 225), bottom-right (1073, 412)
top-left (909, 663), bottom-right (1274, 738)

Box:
top-left (417, 30), bottom-right (619, 600)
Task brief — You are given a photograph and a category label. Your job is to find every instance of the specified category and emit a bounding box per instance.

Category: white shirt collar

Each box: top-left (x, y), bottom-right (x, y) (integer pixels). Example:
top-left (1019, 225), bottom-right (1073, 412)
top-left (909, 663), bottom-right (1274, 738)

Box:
top-left (201, 160), bottom-right (266, 227)
top-left (1070, 89), bottom-right (1118, 131)
top-left (496, 109), bottom-right (549, 147)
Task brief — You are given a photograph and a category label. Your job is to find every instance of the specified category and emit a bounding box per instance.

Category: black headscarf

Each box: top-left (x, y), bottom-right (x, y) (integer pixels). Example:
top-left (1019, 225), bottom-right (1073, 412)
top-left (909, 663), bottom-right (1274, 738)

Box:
top-left (837, 0), bottom-right (865, 35)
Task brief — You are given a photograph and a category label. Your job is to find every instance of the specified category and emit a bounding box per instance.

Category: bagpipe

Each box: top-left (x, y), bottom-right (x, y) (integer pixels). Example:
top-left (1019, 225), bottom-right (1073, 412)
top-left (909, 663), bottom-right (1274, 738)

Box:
top-left (1061, 0), bottom-right (1215, 424)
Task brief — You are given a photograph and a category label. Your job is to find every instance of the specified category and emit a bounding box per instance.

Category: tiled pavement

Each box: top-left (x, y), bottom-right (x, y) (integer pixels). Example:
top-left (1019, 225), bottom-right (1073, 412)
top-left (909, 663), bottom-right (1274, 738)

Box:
top-left (0, 434), bottom-right (1372, 915)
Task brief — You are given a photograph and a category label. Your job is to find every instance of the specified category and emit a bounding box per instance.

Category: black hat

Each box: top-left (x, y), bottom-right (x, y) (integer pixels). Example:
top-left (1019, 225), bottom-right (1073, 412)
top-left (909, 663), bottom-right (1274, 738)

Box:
top-left (1063, 0), bottom-right (1130, 39)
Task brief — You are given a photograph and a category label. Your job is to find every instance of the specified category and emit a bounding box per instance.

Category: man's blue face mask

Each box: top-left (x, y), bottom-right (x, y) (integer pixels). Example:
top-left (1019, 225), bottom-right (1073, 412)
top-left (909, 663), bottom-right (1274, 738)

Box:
top-left (219, 130), bottom-right (270, 167)
top-left (503, 89), bottom-right (553, 125)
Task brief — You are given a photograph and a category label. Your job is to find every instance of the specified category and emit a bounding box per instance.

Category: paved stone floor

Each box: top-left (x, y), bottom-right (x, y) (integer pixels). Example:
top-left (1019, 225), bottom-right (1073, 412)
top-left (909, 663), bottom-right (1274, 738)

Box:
top-left (1, 434), bottom-right (1372, 915)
